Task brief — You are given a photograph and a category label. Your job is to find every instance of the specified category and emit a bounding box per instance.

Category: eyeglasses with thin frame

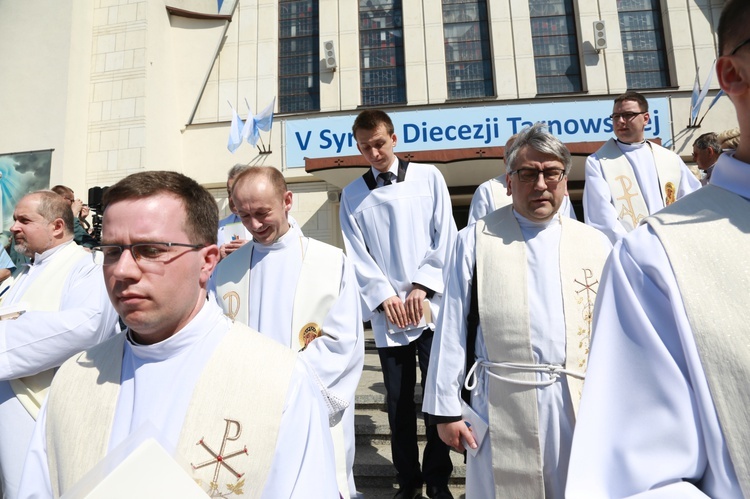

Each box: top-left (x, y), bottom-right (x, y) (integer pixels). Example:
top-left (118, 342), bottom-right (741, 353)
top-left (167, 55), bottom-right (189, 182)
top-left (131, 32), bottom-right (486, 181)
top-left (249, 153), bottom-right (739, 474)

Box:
top-left (729, 37), bottom-right (750, 56)
top-left (609, 111), bottom-right (647, 122)
top-left (92, 242), bottom-right (206, 266)
top-left (509, 168), bottom-right (566, 184)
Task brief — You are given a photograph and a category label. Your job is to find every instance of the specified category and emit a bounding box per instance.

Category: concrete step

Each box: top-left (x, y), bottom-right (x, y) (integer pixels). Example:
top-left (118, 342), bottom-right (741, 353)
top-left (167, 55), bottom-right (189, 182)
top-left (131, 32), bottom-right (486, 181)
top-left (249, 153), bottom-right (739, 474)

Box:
top-left (354, 329), bottom-right (465, 498)
top-left (354, 484), bottom-right (466, 499)
top-left (354, 440), bottom-right (466, 492)
top-left (355, 406), bottom-right (427, 445)
top-left (356, 351), bottom-right (424, 409)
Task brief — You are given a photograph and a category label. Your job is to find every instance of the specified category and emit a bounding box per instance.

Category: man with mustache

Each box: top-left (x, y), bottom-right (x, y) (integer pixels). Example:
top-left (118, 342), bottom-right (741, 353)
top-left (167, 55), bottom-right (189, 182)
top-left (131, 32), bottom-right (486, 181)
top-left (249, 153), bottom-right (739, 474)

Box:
top-left (0, 190), bottom-right (117, 498)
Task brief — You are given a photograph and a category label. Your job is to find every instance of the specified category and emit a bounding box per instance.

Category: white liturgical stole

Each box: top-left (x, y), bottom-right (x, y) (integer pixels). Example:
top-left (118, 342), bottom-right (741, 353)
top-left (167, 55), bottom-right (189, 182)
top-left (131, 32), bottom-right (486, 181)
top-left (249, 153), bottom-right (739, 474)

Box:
top-left (474, 206), bottom-right (608, 498)
top-left (7, 241), bottom-right (85, 419)
top-left (647, 185), bottom-right (750, 497)
top-left (598, 138), bottom-right (682, 231)
top-left (214, 237), bottom-right (343, 350)
top-left (45, 322), bottom-right (295, 498)
top-left (490, 176), bottom-right (511, 211)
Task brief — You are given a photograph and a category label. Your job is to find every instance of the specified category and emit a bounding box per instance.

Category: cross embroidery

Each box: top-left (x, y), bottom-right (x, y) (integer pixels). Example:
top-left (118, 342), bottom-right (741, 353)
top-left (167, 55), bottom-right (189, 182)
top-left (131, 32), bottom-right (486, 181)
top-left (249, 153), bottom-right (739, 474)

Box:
top-left (192, 419), bottom-right (249, 484)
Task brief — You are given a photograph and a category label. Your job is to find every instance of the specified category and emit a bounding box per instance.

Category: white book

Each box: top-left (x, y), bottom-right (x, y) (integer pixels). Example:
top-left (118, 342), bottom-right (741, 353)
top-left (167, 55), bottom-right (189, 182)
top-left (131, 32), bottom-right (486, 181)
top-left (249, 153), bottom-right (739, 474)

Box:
top-left (62, 439), bottom-right (207, 499)
top-left (461, 400), bottom-right (489, 458)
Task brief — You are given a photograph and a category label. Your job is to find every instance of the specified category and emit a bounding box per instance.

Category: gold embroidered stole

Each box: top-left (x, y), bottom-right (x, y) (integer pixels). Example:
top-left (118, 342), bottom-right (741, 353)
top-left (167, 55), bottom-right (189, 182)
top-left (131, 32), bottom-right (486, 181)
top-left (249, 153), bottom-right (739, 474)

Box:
top-left (475, 207), bottom-right (607, 497)
top-left (489, 175), bottom-right (511, 211)
top-left (46, 323), bottom-right (295, 498)
top-left (8, 241), bottom-right (86, 419)
top-left (214, 237), bottom-right (348, 495)
top-left (598, 138), bottom-right (682, 231)
top-left (647, 185), bottom-right (750, 497)
top-left (215, 238), bottom-right (343, 350)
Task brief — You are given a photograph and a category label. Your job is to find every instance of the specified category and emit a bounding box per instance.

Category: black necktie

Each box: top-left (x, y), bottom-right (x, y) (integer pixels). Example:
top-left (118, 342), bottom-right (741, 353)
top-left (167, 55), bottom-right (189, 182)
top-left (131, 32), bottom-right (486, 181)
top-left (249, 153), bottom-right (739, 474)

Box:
top-left (378, 172), bottom-right (393, 187)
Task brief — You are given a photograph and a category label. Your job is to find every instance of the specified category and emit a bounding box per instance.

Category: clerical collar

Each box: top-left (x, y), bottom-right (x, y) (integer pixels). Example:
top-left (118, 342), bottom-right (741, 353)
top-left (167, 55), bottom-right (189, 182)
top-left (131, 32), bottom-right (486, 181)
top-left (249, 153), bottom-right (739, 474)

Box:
top-left (30, 239), bottom-right (76, 266)
top-left (126, 299), bottom-right (226, 361)
top-left (512, 208), bottom-right (561, 230)
top-left (252, 221), bottom-right (292, 245)
top-left (616, 138), bottom-right (647, 146)
top-left (253, 224), bottom-right (302, 255)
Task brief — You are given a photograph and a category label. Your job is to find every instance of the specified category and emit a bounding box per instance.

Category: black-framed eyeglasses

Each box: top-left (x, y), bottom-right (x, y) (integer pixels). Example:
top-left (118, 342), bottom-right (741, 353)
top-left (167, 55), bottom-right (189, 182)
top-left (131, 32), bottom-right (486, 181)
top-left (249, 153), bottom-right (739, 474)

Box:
top-left (609, 111), bottom-right (647, 122)
top-left (729, 37), bottom-right (750, 56)
top-left (92, 242), bottom-right (206, 266)
top-left (510, 168), bottom-right (566, 184)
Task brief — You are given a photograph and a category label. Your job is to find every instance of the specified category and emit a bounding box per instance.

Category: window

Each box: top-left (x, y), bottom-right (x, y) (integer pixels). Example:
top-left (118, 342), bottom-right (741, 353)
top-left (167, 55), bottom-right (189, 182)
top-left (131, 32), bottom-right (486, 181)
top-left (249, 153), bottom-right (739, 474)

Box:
top-left (617, 0), bottom-right (669, 89)
top-left (359, 0), bottom-right (406, 106)
top-left (279, 0), bottom-right (320, 113)
top-left (442, 0), bottom-right (494, 99)
top-left (528, 0), bottom-right (582, 95)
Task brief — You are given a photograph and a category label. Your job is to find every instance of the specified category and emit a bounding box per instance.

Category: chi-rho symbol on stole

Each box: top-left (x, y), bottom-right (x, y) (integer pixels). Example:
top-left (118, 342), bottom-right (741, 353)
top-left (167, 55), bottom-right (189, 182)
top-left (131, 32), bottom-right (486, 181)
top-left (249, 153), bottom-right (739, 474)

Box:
top-left (615, 175), bottom-right (645, 229)
top-left (222, 292), bottom-right (241, 320)
top-left (192, 418), bottom-right (249, 497)
top-left (574, 268), bottom-right (599, 369)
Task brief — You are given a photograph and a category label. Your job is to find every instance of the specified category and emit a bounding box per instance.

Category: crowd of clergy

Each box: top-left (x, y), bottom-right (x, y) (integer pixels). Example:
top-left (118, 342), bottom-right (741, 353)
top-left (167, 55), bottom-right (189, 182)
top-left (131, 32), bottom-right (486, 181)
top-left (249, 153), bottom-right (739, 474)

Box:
top-left (0, 1), bottom-right (748, 497)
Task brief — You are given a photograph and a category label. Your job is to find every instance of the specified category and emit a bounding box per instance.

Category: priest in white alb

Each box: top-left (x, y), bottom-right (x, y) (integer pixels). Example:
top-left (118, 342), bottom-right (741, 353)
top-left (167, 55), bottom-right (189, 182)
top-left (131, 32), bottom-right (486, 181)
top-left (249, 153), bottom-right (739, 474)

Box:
top-left (18, 171), bottom-right (338, 499)
top-left (0, 191), bottom-right (118, 498)
top-left (566, 3), bottom-right (750, 496)
top-left (468, 134), bottom-right (577, 224)
top-left (423, 124), bottom-right (611, 498)
top-left (211, 165), bottom-right (364, 498)
top-left (583, 91), bottom-right (699, 244)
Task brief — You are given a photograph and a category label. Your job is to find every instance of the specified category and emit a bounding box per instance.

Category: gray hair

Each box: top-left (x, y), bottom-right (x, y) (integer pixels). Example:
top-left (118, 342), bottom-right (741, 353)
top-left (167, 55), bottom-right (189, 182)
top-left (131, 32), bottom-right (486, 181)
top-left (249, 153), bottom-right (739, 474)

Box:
top-left (505, 123), bottom-right (572, 175)
top-left (693, 132), bottom-right (722, 155)
top-left (227, 163), bottom-right (250, 181)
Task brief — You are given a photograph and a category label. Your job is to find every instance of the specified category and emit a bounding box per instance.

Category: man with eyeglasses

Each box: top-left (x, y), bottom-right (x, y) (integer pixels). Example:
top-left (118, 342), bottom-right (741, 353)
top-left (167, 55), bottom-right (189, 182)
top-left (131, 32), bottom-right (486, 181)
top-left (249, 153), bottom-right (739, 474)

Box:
top-left (566, 1), bottom-right (750, 496)
top-left (467, 134), bottom-right (578, 224)
top-left (0, 190), bottom-right (118, 498)
top-left (18, 171), bottom-right (338, 498)
top-left (582, 91), bottom-right (700, 244)
top-left (423, 123), bottom-right (611, 498)
top-left (211, 165), bottom-right (364, 498)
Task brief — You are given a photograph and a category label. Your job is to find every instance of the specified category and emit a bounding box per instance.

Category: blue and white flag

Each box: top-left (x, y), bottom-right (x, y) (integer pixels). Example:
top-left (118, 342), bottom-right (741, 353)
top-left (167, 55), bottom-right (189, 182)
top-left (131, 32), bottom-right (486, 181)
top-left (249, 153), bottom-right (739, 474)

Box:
top-left (242, 97), bottom-right (275, 147)
top-left (690, 60), bottom-right (717, 125)
top-left (689, 70), bottom-right (701, 124)
top-left (255, 97), bottom-right (275, 132)
top-left (241, 98), bottom-right (255, 145)
top-left (227, 103), bottom-right (244, 153)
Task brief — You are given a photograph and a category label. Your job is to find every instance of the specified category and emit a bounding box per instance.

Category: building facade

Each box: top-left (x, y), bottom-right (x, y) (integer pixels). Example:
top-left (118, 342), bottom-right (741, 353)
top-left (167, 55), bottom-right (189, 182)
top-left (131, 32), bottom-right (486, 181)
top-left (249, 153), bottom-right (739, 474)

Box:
top-left (0, 0), bottom-right (734, 244)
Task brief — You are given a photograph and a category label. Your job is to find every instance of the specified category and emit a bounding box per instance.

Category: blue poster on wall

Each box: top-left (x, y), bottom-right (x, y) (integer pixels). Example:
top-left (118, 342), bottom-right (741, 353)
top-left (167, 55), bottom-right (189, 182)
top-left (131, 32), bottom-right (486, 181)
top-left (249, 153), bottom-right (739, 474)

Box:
top-left (284, 98), bottom-right (672, 168)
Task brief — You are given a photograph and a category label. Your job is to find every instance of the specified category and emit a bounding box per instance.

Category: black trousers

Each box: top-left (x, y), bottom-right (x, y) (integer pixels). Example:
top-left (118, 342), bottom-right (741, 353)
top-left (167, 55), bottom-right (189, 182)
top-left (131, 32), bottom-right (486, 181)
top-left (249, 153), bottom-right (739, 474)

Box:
top-left (377, 328), bottom-right (453, 489)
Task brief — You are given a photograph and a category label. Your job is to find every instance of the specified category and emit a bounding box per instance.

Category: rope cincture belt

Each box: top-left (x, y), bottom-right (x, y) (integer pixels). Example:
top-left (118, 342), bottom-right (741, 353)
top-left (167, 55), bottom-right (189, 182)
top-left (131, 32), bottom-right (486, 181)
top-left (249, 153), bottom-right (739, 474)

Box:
top-left (464, 359), bottom-right (585, 391)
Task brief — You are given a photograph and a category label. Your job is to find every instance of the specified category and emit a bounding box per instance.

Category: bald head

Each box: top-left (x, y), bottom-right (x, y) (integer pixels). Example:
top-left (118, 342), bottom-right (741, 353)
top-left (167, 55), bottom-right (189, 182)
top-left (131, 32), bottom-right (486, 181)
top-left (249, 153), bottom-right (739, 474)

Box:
top-left (231, 166), bottom-right (293, 245)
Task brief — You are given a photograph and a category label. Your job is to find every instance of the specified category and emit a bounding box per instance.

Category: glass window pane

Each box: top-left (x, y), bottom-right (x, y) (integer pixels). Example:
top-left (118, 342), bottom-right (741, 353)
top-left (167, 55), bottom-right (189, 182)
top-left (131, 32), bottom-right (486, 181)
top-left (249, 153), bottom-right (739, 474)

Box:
top-left (442, 0), bottom-right (494, 99)
top-left (617, 0), bottom-right (669, 89)
top-left (360, 0), bottom-right (406, 105)
top-left (529, 0), bottom-right (582, 94)
top-left (278, 0), bottom-right (320, 113)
